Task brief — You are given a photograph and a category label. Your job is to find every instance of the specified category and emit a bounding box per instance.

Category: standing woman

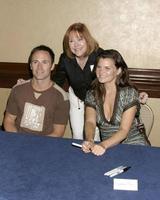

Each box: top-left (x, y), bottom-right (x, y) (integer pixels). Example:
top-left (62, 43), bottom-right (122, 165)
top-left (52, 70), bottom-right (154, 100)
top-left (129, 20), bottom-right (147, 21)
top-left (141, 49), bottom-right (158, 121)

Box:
top-left (53, 23), bottom-right (103, 140)
top-left (82, 49), bottom-right (150, 156)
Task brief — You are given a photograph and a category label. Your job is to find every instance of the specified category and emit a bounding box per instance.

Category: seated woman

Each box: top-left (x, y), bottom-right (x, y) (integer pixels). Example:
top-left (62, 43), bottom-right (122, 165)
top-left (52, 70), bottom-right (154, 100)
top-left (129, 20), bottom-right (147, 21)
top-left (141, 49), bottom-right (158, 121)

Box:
top-left (82, 49), bottom-right (150, 156)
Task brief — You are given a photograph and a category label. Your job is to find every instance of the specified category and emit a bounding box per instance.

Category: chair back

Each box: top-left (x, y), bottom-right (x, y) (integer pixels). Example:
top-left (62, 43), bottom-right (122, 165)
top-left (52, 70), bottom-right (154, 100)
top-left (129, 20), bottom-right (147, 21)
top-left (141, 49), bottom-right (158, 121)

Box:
top-left (140, 104), bottom-right (154, 137)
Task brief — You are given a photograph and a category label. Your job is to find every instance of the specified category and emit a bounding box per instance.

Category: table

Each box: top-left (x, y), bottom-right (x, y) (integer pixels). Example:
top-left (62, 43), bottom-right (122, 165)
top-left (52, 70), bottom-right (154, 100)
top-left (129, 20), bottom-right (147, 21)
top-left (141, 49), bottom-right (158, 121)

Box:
top-left (0, 131), bottom-right (160, 200)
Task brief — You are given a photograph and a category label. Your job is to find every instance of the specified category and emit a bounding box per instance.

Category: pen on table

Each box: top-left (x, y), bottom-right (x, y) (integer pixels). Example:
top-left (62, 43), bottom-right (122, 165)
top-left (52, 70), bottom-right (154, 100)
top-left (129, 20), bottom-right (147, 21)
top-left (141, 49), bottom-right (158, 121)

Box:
top-left (72, 142), bottom-right (82, 148)
top-left (109, 166), bottom-right (131, 177)
top-left (104, 165), bottom-right (125, 176)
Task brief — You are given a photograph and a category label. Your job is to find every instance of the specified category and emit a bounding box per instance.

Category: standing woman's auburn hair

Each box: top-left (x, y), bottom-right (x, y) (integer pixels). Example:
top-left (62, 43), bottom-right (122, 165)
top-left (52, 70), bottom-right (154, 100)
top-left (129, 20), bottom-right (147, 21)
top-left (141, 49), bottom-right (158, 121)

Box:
top-left (92, 49), bottom-right (132, 102)
top-left (63, 22), bottom-right (99, 58)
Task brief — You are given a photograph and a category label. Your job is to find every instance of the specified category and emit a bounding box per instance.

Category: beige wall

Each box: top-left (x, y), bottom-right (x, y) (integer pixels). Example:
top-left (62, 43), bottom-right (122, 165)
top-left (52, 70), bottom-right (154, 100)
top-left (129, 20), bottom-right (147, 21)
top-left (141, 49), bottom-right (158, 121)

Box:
top-left (0, 0), bottom-right (160, 145)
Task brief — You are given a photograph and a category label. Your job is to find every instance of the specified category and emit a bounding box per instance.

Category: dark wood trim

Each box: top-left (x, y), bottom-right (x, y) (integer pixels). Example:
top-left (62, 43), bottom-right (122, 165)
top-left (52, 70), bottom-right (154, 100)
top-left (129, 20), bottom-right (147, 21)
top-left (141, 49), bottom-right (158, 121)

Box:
top-left (0, 62), bottom-right (160, 98)
top-left (0, 62), bottom-right (31, 88)
top-left (128, 68), bottom-right (160, 98)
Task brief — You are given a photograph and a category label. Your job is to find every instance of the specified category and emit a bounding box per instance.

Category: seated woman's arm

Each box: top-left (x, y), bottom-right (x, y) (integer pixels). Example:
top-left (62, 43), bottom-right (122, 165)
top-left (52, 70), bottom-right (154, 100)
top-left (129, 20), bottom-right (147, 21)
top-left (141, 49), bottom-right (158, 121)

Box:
top-left (3, 112), bottom-right (17, 132)
top-left (82, 106), bottom-right (97, 153)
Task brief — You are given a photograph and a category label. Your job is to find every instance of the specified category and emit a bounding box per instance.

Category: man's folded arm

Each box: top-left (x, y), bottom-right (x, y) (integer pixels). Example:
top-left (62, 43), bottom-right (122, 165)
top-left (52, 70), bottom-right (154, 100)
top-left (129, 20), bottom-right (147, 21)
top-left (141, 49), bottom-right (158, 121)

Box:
top-left (3, 112), bottom-right (17, 133)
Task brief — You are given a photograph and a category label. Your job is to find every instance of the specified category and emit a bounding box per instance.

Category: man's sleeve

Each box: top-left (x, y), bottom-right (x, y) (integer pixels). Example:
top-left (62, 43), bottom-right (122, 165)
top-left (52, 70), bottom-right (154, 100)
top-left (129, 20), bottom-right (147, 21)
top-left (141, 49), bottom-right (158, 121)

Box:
top-left (53, 92), bottom-right (70, 125)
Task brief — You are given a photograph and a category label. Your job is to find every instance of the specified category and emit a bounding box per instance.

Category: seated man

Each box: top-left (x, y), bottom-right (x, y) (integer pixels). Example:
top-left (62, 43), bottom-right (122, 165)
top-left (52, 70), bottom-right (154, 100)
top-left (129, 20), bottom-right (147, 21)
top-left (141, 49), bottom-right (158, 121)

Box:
top-left (3, 45), bottom-right (69, 137)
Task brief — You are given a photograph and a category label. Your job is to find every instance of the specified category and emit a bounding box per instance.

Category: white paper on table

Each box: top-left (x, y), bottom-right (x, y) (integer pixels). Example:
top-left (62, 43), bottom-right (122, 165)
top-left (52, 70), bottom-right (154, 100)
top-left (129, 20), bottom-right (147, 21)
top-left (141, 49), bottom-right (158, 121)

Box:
top-left (113, 178), bottom-right (138, 191)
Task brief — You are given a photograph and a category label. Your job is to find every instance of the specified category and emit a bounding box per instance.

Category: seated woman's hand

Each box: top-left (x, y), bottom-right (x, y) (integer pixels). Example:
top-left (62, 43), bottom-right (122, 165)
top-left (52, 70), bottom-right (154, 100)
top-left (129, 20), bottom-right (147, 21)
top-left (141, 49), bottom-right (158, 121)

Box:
top-left (91, 144), bottom-right (106, 156)
top-left (139, 92), bottom-right (148, 104)
top-left (82, 140), bottom-right (94, 153)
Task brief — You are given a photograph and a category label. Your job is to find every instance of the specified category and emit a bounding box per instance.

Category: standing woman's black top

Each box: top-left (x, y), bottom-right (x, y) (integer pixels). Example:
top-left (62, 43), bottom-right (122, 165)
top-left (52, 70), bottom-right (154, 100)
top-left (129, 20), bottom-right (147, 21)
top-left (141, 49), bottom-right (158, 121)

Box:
top-left (53, 48), bottom-right (103, 101)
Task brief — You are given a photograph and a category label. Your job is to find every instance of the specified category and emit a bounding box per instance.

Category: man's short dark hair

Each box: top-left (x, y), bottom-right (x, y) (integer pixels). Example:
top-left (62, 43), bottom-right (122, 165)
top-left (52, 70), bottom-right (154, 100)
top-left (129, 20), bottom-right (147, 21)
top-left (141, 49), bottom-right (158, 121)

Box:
top-left (28, 45), bottom-right (55, 65)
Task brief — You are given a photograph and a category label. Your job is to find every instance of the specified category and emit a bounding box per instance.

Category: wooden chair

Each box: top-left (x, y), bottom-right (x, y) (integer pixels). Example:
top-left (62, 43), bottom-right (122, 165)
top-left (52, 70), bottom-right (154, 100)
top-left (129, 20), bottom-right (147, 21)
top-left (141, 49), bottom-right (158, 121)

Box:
top-left (140, 104), bottom-right (154, 137)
